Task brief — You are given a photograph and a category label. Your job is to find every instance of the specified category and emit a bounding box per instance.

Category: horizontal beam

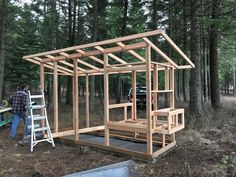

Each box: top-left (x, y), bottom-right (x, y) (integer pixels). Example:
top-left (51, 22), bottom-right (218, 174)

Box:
top-left (109, 103), bottom-right (133, 109)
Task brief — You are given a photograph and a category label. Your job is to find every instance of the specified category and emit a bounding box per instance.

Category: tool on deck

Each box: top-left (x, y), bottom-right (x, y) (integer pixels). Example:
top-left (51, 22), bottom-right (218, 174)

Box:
top-left (28, 90), bottom-right (55, 152)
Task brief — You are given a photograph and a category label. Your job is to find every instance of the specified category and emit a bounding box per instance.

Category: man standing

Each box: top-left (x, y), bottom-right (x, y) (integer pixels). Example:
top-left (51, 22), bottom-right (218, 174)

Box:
top-left (9, 85), bottom-right (28, 139)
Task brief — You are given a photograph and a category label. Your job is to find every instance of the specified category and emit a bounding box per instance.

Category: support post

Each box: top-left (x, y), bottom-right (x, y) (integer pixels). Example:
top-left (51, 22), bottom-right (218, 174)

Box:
top-left (86, 74), bottom-right (89, 128)
top-left (40, 63), bottom-right (45, 130)
top-left (53, 61), bottom-right (58, 133)
top-left (170, 67), bottom-right (175, 108)
top-left (153, 64), bottom-right (158, 128)
top-left (146, 45), bottom-right (153, 154)
top-left (73, 59), bottom-right (79, 140)
top-left (104, 54), bottom-right (109, 146)
top-left (132, 71), bottom-right (136, 120)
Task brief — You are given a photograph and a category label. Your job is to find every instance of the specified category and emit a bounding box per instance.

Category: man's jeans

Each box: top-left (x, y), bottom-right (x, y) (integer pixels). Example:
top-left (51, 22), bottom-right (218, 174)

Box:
top-left (10, 112), bottom-right (27, 138)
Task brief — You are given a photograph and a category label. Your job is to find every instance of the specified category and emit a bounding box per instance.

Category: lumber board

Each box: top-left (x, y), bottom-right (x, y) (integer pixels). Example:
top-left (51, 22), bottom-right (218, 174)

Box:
top-left (146, 45), bottom-right (153, 154)
top-left (108, 53), bottom-right (127, 64)
top-left (152, 141), bottom-right (176, 158)
top-left (73, 59), bottom-right (79, 140)
top-left (109, 102), bottom-right (132, 109)
top-left (86, 74), bottom-right (89, 128)
top-left (104, 53), bottom-right (110, 146)
top-left (40, 63), bottom-right (45, 132)
top-left (132, 71), bottom-right (137, 120)
top-left (160, 31), bottom-right (195, 68)
top-left (143, 37), bottom-right (178, 68)
top-left (23, 30), bottom-right (161, 59)
top-left (53, 61), bottom-right (58, 133)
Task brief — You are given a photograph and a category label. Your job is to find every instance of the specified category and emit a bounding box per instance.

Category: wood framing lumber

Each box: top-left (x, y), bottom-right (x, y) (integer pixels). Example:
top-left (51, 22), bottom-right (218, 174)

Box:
top-left (109, 102), bottom-right (132, 109)
top-left (146, 45), bottom-right (153, 154)
top-left (86, 74), bottom-right (89, 128)
top-left (51, 126), bottom-right (105, 138)
top-left (59, 60), bottom-right (86, 72)
top-left (107, 61), bottom-right (145, 68)
top-left (40, 63), bottom-right (45, 132)
top-left (25, 58), bottom-right (72, 75)
top-left (153, 64), bottom-right (158, 128)
top-left (151, 90), bottom-right (173, 93)
top-left (77, 58), bottom-right (100, 71)
top-left (76, 49), bottom-right (104, 65)
top-left (177, 65), bottom-right (192, 69)
top-left (116, 41), bottom-right (145, 61)
top-left (170, 67), bottom-right (175, 108)
top-left (107, 65), bottom-right (146, 73)
top-left (53, 61), bottom-right (58, 133)
top-left (128, 50), bottom-right (146, 61)
top-left (132, 71), bottom-right (137, 120)
top-left (104, 53), bottom-right (110, 146)
top-left (165, 67), bottom-right (170, 90)
top-left (160, 31), bottom-right (195, 68)
top-left (23, 30), bottom-right (161, 59)
top-left (143, 37), bottom-right (178, 68)
top-left (152, 141), bottom-right (176, 158)
top-left (108, 53), bottom-right (127, 64)
top-left (73, 59), bottom-right (79, 140)
top-left (106, 121), bottom-right (147, 133)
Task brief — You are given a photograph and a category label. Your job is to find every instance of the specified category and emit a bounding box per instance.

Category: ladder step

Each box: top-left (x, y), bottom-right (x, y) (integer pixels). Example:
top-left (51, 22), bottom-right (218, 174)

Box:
top-left (31, 105), bottom-right (45, 109)
top-left (30, 95), bottom-right (44, 99)
top-left (33, 116), bottom-right (46, 121)
top-left (34, 127), bottom-right (48, 132)
top-left (33, 138), bottom-right (52, 144)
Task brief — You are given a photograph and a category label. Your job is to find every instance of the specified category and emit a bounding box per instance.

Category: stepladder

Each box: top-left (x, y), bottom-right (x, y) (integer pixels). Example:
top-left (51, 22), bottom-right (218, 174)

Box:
top-left (27, 90), bottom-right (55, 152)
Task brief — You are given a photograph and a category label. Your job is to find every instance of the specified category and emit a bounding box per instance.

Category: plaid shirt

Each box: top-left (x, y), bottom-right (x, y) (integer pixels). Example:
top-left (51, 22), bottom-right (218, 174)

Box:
top-left (9, 91), bottom-right (28, 113)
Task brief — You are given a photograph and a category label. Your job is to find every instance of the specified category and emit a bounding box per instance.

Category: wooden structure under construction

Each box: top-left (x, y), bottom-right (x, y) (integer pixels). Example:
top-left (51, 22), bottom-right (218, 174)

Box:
top-left (23, 30), bottom-right (195, 160)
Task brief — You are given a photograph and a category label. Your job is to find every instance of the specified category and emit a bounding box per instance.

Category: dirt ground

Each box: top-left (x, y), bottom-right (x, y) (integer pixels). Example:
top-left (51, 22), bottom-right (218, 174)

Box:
top-left (0, 97), bottom-right (236, 177)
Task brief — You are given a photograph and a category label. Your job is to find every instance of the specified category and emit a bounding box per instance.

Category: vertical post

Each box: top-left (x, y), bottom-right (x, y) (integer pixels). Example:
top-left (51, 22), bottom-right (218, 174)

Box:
top-left (132, 71), bottom-right (136, 120)
top-left (86, 74), bottom-right (89, 128)
top-left (104, 53), bottom-right (109, 146)
top-left (73, 59), bottom-right (79, 140)
top-left (165, 67), bottom-right (170, 90)
top-left (153, 64), bottom-right (158, 128)
top-left (170, 67), bottom-right (175, 108)
top-left (53, 61), bottom-right (58, 133)
top-left (146, 45), bottom-right (152, 154)
top-left (40, 63), bottom-right (45, 129)
top-left (124, 106), bottom-right (127, 120)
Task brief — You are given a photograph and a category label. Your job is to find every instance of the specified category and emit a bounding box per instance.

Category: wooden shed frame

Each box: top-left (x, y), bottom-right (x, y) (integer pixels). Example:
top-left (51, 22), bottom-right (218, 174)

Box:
top-left (23, 30), bottom-right (195, 160)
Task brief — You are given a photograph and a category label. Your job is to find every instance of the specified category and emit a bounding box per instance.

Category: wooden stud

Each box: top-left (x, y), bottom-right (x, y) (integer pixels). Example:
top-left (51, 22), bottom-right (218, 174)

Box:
top-left (170, 67), bottom-right (175, 108)
top-left (40, 63), bottom-right (45, 131)
top-left (86, 74), bottom-right (89, 128)
top-left (162, 134), bottom-right (166, 147)
top-left (128, 50), bottom-right (146, 61)
top-left (153, 64), bottom-right (158, 128)
top-left (132, 71), bottom-right (137, 120)
top-left (165, 67), bottom-right (169, 90)
top-left (146, 45), bottom-right (153, 154)
top-left (53, 61), bottom-right (58, 133)
top-left (124, 106), bottom-right (127, 120)
top-left (104, 53), bottom-right (110, 146)
top-left (73, 59), bottom-right (79, 140)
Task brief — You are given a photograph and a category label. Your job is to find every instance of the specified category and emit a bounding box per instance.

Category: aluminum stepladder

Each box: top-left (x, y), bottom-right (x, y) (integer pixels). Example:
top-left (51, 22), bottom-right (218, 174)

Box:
top-left (28, 90), bottom-right (55, 152)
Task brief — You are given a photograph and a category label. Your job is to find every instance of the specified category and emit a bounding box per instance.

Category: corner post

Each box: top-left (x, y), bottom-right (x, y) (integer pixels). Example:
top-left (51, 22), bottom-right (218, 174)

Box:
top-left (146, 45), bottom-right (152, 154)
top-left (40, 63), bottom-right (45, 129)
top-left (73, 59), bottom-right (79, 140)
top-left (132, 70), bottom-right (136, 120)
top-left (86, 74), bottom-right (89, 128)
top-left (104, 53), bottom-right (109, 146)
top-left (53, 61), bottom-right (58, 133)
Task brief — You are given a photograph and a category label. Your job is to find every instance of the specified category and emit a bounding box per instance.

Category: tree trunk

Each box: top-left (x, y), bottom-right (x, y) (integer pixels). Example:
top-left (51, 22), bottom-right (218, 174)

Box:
top-left (66, 0), bottom-right (74, 105)
top-left (189, 0), bottom-right (203, 116)
top-left (233, 68), bottom-right (236, 96)
top-left (89, 0), bottom-right (99, 110)
top-left (0, 0), bottom-right (6, 100)
top-left (209, 0), bottom-right (221, 108)
top-left (182, 0), bottom-right (189, 102)
top-left (116, 0), bottom-right (128, 104)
